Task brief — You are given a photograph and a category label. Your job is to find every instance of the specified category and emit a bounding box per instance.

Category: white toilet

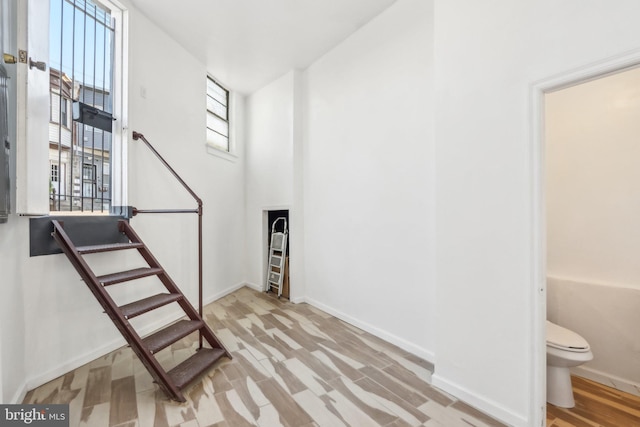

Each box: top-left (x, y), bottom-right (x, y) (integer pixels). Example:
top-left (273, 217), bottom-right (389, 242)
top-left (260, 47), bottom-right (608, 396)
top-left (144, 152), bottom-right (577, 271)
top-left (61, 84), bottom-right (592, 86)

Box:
top-left (546, 320), bottom-right (593, 408)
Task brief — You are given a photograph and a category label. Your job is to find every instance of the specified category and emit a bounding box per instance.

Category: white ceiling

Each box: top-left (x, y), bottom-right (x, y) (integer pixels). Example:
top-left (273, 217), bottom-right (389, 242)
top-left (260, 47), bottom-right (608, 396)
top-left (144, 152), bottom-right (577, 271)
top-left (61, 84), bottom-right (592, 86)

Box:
top-left (129, 0), bottom-right (397, 94)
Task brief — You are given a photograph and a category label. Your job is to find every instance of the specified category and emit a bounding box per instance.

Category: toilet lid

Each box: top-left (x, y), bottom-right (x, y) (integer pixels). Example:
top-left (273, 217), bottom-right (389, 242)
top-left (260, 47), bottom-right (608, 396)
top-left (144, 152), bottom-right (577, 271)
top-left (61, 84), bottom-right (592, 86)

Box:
top-left (547, 321), bottom-right (590, 352)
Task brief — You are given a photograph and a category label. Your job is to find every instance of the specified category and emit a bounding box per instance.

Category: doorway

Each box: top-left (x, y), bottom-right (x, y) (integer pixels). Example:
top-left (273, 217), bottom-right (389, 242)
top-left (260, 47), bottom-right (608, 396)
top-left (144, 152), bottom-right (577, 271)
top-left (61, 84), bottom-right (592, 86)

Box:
top-left (533, 55), bottom-right (640, 425)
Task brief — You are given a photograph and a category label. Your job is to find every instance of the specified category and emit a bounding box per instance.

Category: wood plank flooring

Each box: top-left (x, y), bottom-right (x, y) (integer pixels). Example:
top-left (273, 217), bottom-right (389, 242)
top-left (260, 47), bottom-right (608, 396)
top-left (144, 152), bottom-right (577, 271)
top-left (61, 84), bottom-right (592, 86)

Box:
top-left (547, 376), bottom-right (640, 427)
top-left (22, 287), bottom-right (505, 427)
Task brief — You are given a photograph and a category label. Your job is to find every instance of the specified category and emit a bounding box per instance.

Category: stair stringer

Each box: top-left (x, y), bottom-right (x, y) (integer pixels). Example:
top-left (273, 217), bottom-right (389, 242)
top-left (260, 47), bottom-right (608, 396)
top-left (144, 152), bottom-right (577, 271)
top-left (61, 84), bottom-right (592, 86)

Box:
top-left (51, 219), bottom-right (231, 402)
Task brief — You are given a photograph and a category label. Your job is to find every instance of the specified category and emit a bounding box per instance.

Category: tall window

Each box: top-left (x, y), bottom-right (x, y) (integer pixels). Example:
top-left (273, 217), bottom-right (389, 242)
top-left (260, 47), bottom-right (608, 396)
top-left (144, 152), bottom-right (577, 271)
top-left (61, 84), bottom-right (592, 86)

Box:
top-left (206, 76), bottom-right (229, 152)
top-left (48, 0), bottom-right (126, 213)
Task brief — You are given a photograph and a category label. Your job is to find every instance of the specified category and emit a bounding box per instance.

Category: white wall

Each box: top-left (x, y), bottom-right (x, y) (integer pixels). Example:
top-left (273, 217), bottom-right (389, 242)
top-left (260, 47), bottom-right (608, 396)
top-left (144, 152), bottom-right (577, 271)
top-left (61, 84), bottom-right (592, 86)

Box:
top-left (302, 0), bottom-right (436, 359)
top-left (546, 68), bottom-right (640, 287)
top-left (0, 0), bottom-right (26, 404)
top-left (126, 3), bottom-right (246, 306)
top-left (0, 0), bottom-right (246, 402)
top-left (433, 0), bottom-right (640, 425)
top-left (245, 71), bottom-right (295, 290)
top-left (0, 217), bottom-right (27, 404)
top-left (545, 67), bottom-right (640, 394)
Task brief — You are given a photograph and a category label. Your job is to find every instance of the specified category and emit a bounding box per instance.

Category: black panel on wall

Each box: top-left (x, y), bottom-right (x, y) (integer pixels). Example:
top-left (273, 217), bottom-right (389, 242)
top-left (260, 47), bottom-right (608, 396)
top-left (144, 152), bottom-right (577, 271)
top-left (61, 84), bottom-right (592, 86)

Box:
top-left (29, 215), bottom-right (129, 256)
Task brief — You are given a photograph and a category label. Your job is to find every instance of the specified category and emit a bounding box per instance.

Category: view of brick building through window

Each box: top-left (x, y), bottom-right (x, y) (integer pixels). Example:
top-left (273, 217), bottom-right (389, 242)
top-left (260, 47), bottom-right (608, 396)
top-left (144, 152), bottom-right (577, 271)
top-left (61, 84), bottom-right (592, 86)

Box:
top-left (49, 0), bottom-right (115, 212)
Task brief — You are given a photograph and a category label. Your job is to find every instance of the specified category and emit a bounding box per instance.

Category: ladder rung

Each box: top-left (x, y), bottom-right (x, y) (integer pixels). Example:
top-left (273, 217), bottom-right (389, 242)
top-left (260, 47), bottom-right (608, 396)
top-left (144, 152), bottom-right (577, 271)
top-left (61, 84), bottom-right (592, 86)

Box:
top-left (143, 320), bottom-right (203, 354)
top-left (269, 272), bottom-right (281, 283)
top-left (168, 348), bottom-right (226, 389)
top-left (119, 293), bottom-right (182, 319)
top-left (97, 267), bottom-right (164, 286)
top-left (76, 242), bottom-right (144, 254)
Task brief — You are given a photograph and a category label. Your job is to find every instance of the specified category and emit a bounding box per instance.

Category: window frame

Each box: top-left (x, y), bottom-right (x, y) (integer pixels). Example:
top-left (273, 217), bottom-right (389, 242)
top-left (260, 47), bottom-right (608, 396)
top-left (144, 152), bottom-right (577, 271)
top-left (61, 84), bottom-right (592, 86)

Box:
top-left (60, 97), bottom-right (68, 129)
top-left (51, 163), bottom-right (59, 183)
top-left (49, 92), bottom-right (70, 128)
top-left (46, 0), bottom-right (128, 215)
top-left (206, 75), bottom-right (236, 160)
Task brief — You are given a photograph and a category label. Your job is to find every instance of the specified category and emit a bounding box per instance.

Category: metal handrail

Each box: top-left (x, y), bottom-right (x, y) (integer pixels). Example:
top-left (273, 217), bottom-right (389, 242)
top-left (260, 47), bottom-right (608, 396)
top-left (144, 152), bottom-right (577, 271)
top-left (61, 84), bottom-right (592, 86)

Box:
top-left (131, 131), bottom-right (204, 348)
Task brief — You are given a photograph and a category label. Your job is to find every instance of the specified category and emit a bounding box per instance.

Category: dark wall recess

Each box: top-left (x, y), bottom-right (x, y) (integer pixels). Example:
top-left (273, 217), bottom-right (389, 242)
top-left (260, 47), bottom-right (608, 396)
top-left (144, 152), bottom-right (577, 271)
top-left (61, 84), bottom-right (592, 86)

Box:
top-left (267, 210), bottom-right (289, 256)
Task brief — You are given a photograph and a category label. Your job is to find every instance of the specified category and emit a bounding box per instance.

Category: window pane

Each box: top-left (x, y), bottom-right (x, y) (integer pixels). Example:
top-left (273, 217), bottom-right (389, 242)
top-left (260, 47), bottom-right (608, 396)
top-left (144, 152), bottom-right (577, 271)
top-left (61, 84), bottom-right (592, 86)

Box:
top-left (207, 95), bottom-right (227, 119)
top-left (60, 100), bottom-right (68, 127)
top-left (207, 78), bottom-right (227, 106)
top-left (51, 93), bottom-right (60, 123)
top-left (207, 112), bottom-right (229, 137)
top-left (206, 76), bottom-right (230, 153)
top-left (83, 164), bottom-right (95, 179)
top-left (207, 128), bottom-right (229, 151)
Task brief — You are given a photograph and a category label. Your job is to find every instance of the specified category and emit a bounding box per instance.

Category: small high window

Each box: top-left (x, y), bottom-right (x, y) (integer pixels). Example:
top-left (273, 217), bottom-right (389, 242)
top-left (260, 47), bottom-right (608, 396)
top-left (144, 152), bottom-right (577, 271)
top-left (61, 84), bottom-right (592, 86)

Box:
top-left (206, 76), bottom-right (229, 152)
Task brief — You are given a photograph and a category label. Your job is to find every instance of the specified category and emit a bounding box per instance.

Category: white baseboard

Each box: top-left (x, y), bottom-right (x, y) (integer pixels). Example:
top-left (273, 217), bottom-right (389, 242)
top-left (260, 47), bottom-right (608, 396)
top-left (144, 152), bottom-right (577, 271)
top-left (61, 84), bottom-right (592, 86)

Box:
top-left (25, 335), bottom-right (129, 395)
top-left (204, 281), bottom-right (252, 305)
top-left (22, 282), bottom-right (251, 397)
top-left (289, 295), bottom-right (305, 304)
top-left (243, 281), bottom-right (264, 293)
top-left (25, 309), bottom-right (186, 395)
top-left (303, 296), bottom-right (435, 363)
top-left (10, 382), bottom-right (29, 404)
top-left (431, 374), bottom-right (527, 427)
top-left (239, 287), bottom-right (434, 363)
top-left (573, 365), bottom-right (640, 397)
top-left (23, 282), bottom-right (255, 396)
top-left (245, 281), bottom-right (306, 304)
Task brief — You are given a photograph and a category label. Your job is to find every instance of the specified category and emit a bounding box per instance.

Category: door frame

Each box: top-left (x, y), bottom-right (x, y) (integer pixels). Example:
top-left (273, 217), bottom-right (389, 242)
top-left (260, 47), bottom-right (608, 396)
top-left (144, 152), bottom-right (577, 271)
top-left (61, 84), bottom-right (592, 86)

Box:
top-left (529, 49), bottom-right (640, 425)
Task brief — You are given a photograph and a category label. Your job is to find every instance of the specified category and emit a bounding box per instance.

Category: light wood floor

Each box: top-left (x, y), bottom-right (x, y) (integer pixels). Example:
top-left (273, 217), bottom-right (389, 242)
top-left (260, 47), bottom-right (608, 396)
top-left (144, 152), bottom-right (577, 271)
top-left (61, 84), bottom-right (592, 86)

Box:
top-left (23, 287), bottom-right (506, 427)
top-left (547, 376), bottom-right (640, 427)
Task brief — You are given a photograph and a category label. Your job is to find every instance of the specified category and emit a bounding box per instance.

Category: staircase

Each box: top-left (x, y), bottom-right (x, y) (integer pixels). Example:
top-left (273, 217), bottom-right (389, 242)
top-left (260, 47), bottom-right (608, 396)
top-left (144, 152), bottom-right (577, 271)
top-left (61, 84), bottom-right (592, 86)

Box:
top-left (51, 218), bottom-right (231, 402)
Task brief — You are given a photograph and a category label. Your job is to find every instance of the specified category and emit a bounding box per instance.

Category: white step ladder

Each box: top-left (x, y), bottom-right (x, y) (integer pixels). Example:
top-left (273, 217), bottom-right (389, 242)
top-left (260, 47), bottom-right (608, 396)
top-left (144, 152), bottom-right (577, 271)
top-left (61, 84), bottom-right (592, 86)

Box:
top-left (265, 217), bottom-right (288, 298)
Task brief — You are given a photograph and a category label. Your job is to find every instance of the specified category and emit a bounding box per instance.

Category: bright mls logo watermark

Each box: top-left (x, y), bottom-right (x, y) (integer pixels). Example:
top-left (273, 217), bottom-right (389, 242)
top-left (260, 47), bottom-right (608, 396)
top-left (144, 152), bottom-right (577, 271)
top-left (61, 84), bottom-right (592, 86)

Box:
top-left (0, 405), bottom-right (68, 426)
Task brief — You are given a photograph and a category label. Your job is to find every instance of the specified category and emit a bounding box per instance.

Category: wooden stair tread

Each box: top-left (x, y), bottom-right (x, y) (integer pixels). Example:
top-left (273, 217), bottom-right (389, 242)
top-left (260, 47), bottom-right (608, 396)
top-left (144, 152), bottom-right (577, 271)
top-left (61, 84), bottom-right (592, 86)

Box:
top-left (97, 267), bottom-right (164, 286)
top-left (119, 293), bottom-right (182, 319)
top-left (76, 242), bottom-right (144, 254)
top-left (143, 320), bottom-right (203, 354)
top-left (168, 348), bottom-right (226, 389)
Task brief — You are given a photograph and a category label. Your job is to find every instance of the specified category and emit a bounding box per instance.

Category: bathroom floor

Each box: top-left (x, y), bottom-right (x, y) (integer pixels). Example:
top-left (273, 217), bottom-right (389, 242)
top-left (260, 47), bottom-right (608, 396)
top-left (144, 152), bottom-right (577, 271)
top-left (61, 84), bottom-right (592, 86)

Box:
top-left (546, 376), bottom-right (640, 427)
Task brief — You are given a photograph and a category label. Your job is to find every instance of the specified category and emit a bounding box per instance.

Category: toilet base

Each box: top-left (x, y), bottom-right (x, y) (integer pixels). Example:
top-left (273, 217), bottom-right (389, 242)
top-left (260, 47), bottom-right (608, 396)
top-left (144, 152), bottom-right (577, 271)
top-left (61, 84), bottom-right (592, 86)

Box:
top-left (547, 365), bottom-right (575, 408)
